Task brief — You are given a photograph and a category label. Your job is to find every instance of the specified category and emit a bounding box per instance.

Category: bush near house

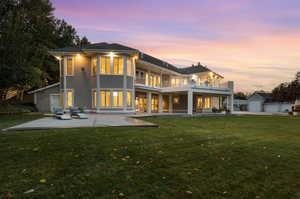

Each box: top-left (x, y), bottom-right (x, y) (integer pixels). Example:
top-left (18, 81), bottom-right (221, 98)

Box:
top-left (0, 102), bottom-right (37, 115)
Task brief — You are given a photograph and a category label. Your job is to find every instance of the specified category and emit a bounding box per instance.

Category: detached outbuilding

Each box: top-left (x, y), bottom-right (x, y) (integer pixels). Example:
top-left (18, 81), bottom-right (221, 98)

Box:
top-left (28, 83), bottom-right (60, 113)
top-left (247, 92), bottom-right (292, 113)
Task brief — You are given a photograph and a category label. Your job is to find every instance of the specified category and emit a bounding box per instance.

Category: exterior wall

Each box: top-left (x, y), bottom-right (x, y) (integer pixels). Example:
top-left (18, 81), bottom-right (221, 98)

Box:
top-left (61, 55), bottom-right (134, 111)
top-left (35, 86), bottom-right (60, 112)
top-left (264, 103), bottom-right (292, 113)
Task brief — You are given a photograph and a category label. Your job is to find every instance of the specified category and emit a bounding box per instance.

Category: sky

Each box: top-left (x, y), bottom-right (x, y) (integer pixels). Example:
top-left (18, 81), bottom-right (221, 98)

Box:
top-left (51, 0), bottom-right (300, 92)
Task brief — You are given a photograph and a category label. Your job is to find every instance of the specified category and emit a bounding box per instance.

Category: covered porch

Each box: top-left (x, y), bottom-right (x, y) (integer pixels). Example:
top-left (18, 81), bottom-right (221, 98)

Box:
top-left (135, 87), bottom-right (233, 115)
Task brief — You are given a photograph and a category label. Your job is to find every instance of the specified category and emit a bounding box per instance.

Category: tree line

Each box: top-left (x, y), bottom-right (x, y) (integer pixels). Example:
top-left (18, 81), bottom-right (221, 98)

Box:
top-left (0, 0), bottom-right (90, 101)
top-left (271, 72), bottom-right (300, 103)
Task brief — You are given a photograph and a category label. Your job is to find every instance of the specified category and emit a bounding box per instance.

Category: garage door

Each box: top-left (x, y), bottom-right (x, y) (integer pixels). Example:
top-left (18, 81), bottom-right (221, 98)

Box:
top-left (249, 101), bottom-right (262, 112)
top-left (50, 94), bottom-right (60, 112)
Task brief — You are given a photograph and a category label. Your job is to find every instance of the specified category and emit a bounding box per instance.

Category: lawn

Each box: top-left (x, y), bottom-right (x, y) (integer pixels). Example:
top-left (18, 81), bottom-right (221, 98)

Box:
top-left (1, 115), bottom-right (300, 199)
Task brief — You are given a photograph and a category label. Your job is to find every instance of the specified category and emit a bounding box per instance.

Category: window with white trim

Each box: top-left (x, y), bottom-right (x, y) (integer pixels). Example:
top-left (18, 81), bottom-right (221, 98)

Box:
top-left (66, 57), bottom-right (74, 76)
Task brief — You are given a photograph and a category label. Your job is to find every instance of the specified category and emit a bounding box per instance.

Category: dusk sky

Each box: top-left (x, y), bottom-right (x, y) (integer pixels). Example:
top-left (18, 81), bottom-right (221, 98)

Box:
top-left (51, 0), bottom-right (300, 92)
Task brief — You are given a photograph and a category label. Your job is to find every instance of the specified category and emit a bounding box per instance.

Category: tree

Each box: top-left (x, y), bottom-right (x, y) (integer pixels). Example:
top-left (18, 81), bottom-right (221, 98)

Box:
top-left (234, 92), bottom-right (247, 100)
top-left (0, 0), bottom-right (90, 101)
top-left (271, 71), bottom-right (300, 102)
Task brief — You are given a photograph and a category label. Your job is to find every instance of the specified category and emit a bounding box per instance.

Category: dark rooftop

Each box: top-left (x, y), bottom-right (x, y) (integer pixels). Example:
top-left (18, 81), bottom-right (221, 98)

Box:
top-left (50, 42), bottom-right (212, 75)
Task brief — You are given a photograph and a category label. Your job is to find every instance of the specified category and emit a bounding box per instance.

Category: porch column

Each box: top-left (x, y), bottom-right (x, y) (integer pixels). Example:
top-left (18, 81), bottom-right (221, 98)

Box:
top-left (147, 92), bottom-right (152, 114)
top-left (96, 55), bottom-right (101, 112)
top-left (188, 89), bottom-right (193, 115)
top-left (123, 56), bottom-right (127, 111)
top-left (158, 94), bottom-right (163, 113)
top-left (228, 94), bottom-right (234, 112)
top-left (169, 94), bottom-right (173, 113)
top-left (63, 57), bottom-right (67, 111)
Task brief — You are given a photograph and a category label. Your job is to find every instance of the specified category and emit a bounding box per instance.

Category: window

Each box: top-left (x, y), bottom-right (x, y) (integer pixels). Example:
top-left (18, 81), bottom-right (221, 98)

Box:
top-left (151, 95), bottom-right (158, 112)
top-left (204, 97), bottom-right (211, 109)
top-left (112, 91), bottom-right (123, 107)
top-left (66, 57), bottom-right (73, 76)
top-left (101, 56), bottom-right (111, 74)
top-left (157, 76), bottom-right (161, 87)
top-left (196, 97), bottom-right (203, 109)
top-left (183, 78), bottom-right (188, 85)
top-left (101, 91), bottom-right (110, 107)
top-left (149, 74), bottom-right (153, 86)
top-left (113, 57), bottom-right (123, 75)
top-left (67, 90), bottom-right (73, 107)
top-left (171, 78), bottom-right (180, 87)
top-left (91, 57), bottom-right (97, 76)
top-left (127, 58), bottom-right (133, 76)
top-left (145, 72), bottom-right (149, 86)
top-left (127, 91), bottom-right (132, 107)
top-left (92, 90), bottom-right (97, 108)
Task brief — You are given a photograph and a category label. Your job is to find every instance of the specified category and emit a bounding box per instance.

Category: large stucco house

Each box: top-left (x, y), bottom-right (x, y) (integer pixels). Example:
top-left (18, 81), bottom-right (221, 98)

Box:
top-left (29, 42), bottom-right (234, 115)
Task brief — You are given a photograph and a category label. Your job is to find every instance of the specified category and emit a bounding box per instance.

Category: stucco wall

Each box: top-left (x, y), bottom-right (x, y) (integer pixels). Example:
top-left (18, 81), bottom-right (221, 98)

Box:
top-left (36, 85), bottom-right (60, 113)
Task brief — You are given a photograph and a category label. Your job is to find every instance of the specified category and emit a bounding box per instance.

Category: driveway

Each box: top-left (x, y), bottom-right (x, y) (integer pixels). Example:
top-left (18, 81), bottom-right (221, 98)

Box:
top-left (3, 114), bottom-right (157, 132)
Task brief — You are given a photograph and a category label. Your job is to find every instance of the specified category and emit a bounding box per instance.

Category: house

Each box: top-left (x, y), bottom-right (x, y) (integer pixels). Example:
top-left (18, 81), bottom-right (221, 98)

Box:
top-left (248, 92), bottom-right (292, 113)
top-left (29, 42), bottom-right (234, 114)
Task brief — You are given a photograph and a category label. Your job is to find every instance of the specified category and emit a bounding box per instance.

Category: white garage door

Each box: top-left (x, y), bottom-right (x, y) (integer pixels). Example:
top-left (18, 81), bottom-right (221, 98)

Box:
top-left (249, 101), bottom-right (262, 112)
top-left (50, 94), bottom-right (60, 112)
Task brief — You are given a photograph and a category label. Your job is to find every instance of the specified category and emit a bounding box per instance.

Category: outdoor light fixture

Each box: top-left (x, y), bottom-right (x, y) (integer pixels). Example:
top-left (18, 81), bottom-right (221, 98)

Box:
top-left (173, 97), bottom-right (179, 104)
top-left (76, 54), bottom-right (82, 59)
top-left (55, 56), bottom-right (61, 60)
top-left (108, 52), bottom-right (115, 58)
top-left (113, 92), bottom-right (118, 97)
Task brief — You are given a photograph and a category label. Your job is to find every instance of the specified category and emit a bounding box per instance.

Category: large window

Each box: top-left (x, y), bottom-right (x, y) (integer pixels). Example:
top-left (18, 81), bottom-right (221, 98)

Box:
top-left (66, 57), bottom-right (74, 76)
top-left (101, 91), bottom-right (110, 107)
top-left (101, 57), bottom-right (111, 74)
top-left (127, 58), bottom-right (133, 76)
top-left (127, 91), bottom-right (132, 107)
top-left (196, 97), bottom-right (204, 109)
top-left (67, 90), bottom-right (73, 107)
top-left (112, 91), bottom-right (123, 107)
top-left (113, 57), bottom-right (123, 75)
top-left (92, 90), bottom-right (97, 108)
top-left (171, 78), bottom-right (180, 87)
top-left (91, 57), bottom-right (97, 76)
top-left (204, 97), bottom-right (211, 109)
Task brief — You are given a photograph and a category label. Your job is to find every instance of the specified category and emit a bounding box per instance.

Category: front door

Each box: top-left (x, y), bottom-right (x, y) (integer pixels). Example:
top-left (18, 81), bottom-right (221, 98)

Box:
top-left (50, 94), bottom-right (60, 112)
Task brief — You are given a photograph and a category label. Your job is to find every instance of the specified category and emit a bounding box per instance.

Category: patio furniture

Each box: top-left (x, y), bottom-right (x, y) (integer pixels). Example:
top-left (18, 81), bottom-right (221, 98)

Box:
top-left (70, 107), bottom-right (88, 119)
top-left (53, 107), bottom-right (72, 120)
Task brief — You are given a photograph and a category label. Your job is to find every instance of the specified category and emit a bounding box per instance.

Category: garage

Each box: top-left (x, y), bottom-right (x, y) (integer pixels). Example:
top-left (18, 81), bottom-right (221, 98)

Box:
top-left (248, 101), bottom-right (262, 112)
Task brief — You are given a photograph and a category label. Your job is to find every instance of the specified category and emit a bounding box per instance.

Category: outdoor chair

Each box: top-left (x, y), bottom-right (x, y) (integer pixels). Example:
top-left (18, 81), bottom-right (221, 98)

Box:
top-left (53, 107), bottom-right (72, 120)
top-left (70, 107), bottom-right (88, 119)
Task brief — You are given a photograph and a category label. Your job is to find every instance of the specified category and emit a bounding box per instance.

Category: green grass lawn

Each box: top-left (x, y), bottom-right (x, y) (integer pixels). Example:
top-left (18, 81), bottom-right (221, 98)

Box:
top-left (1, 115), bottom-right (300, 199)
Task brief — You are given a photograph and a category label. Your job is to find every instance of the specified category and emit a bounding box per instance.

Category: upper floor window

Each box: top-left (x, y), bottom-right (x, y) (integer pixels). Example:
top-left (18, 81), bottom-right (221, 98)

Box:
top-left (101, 57), bottom-right (111, 74)
top-left (66, 57), bottom-right (74, 76)
top-left (91, 57), bottom-right (97, 76)
top-left (171, 78), bottom-right (181, 87)
top-left (127, 58), bottom-right (133, 76)
top-left (113, 57), bottom-right (123, 75)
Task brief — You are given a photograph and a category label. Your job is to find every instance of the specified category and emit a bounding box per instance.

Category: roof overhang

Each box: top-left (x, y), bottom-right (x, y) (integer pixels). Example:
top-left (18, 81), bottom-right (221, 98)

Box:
top-left (28, 83), bottom-right (60, 94)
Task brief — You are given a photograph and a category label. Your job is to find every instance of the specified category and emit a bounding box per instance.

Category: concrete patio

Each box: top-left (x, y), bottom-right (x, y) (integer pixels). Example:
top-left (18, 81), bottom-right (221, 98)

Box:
top-left (2, 114), bottom-right (157, 132)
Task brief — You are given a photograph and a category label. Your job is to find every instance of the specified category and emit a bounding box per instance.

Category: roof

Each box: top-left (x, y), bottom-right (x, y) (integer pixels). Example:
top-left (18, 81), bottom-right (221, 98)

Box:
top-left (139, 53), bottom-right (210, 75)
top-left (50, 42), bottom-right (138, 53)
top-left (50, 42), bottom-right (213, 75)
top-left (248, 91), bottom-right (273, 102)
top-left (27, 83), bottom-right (60, 94)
